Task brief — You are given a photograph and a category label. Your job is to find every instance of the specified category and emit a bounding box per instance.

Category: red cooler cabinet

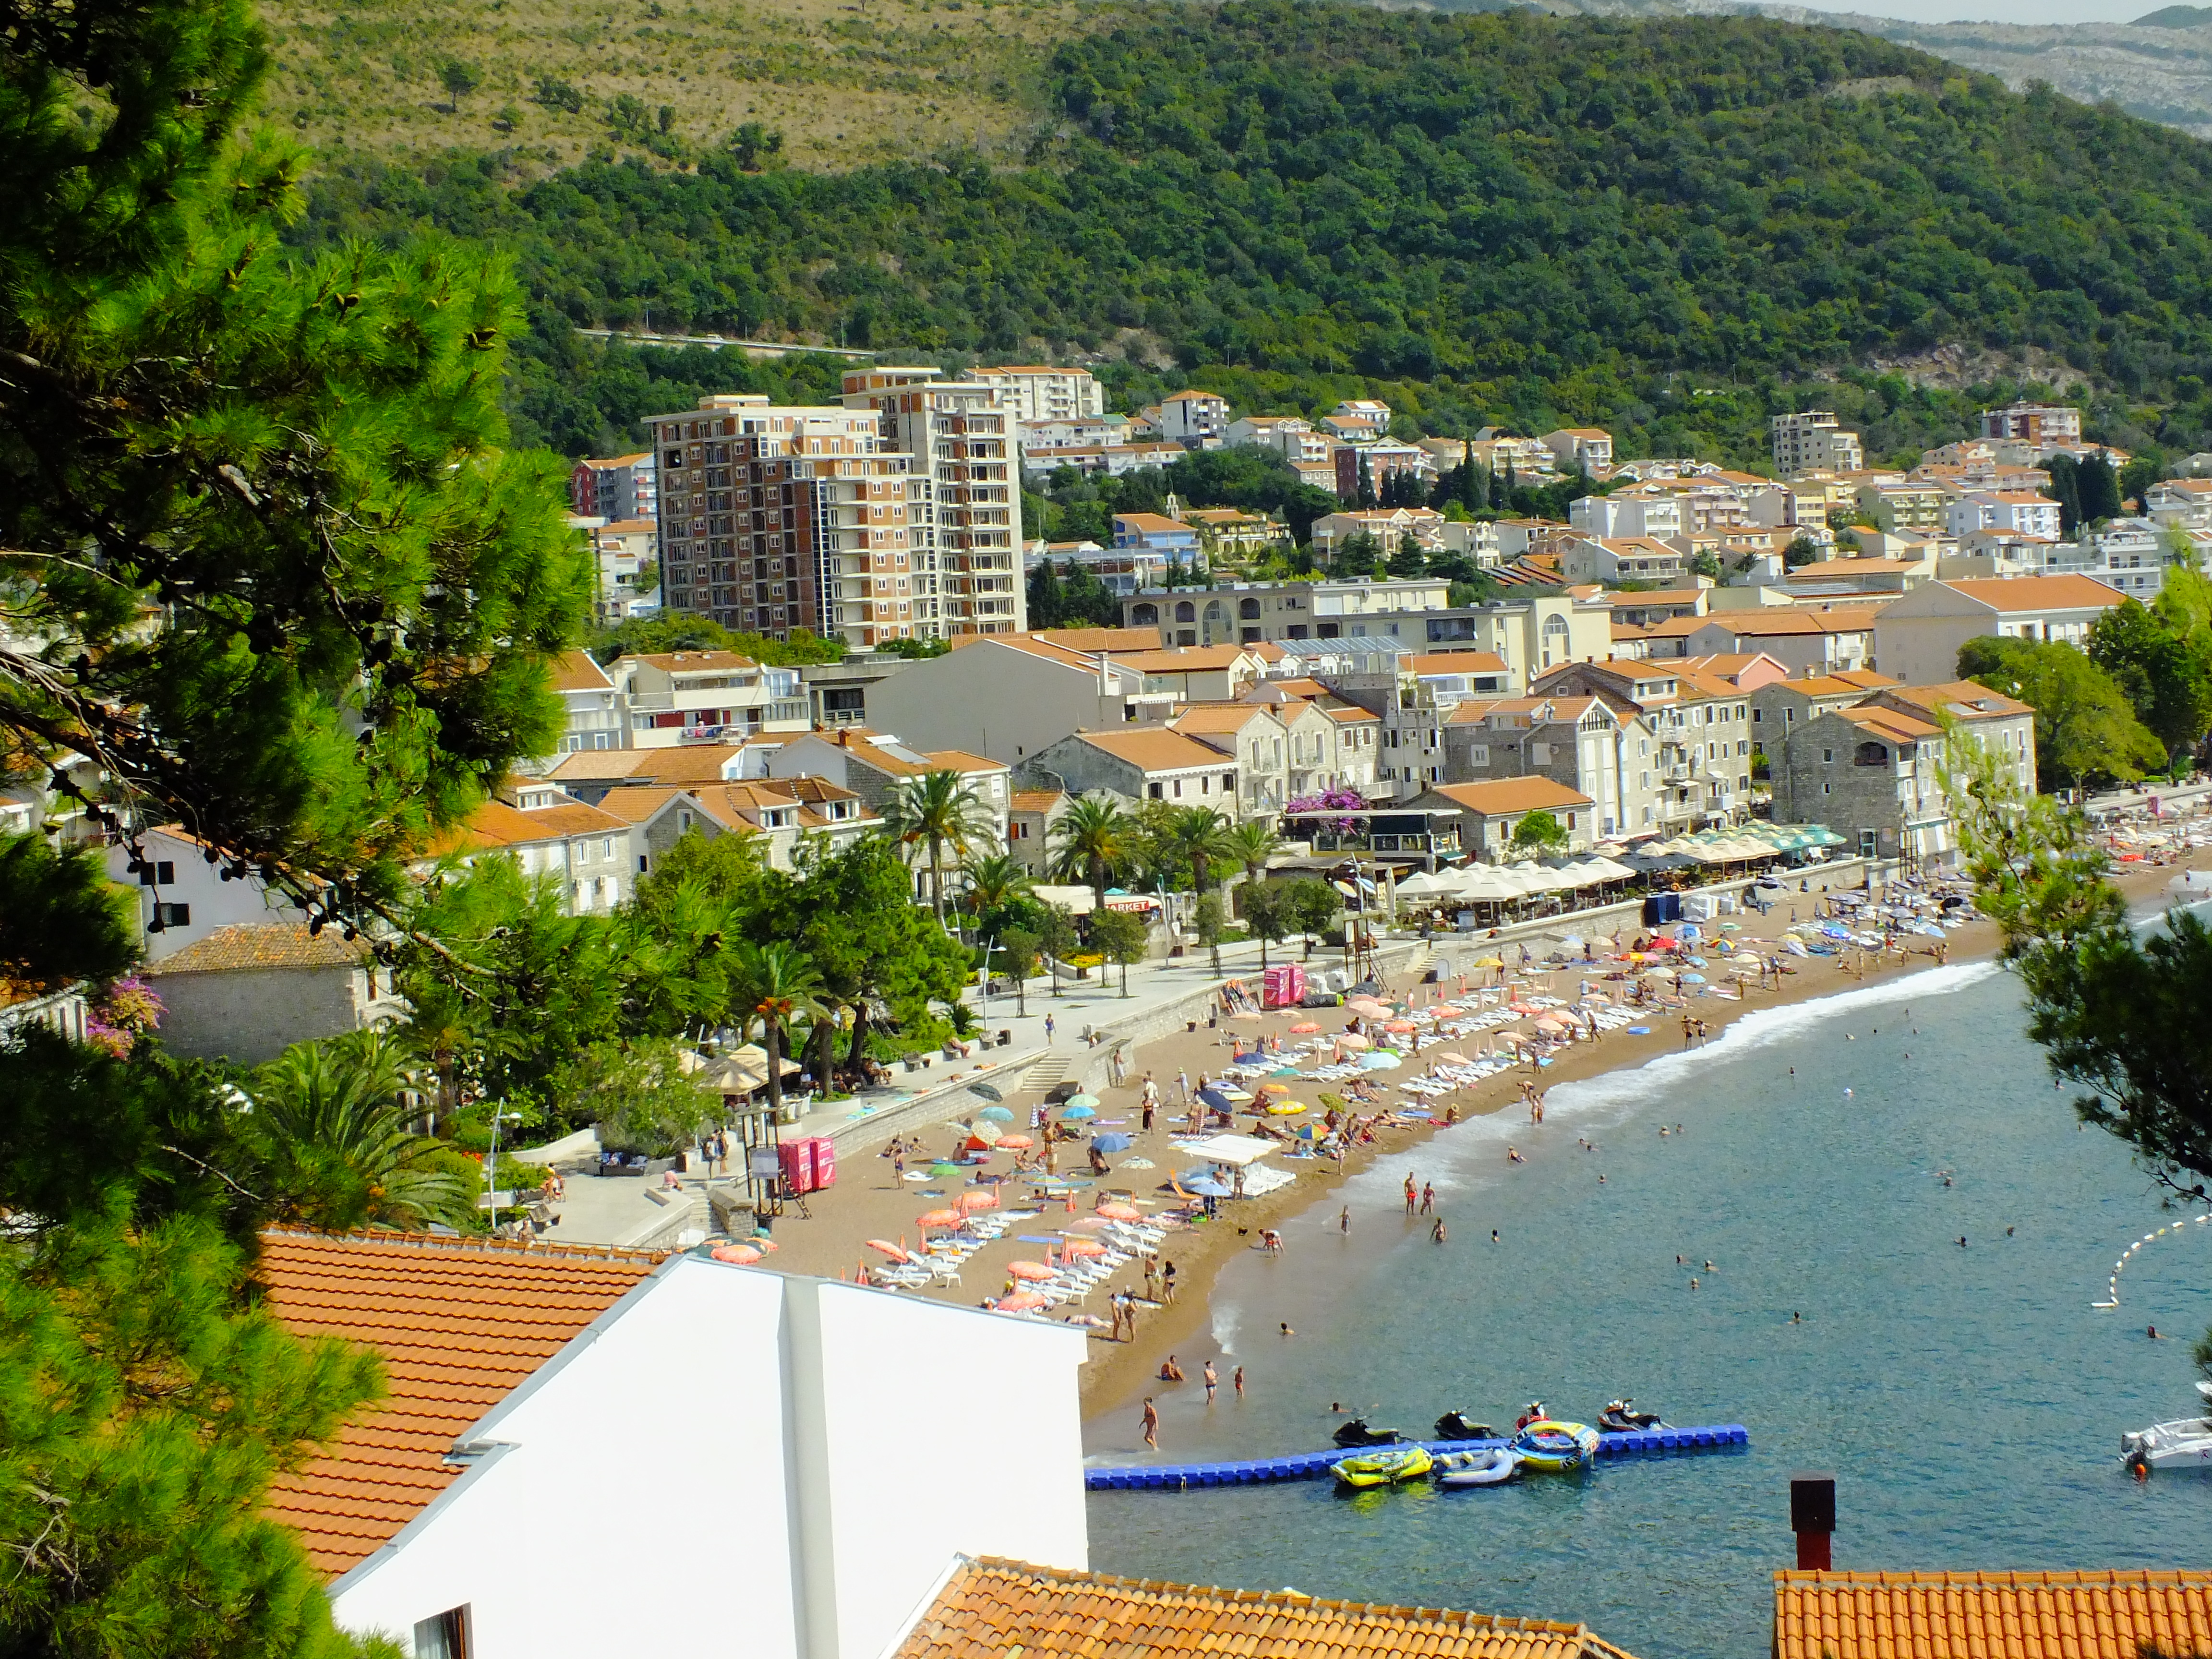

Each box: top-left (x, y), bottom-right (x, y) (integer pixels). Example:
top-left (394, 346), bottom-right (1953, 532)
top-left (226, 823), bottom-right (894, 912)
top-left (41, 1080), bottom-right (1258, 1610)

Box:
top-left (808, 1137), bottom-right (836, 1190)
top-left (778, 1138), bottom-right (817, 1196)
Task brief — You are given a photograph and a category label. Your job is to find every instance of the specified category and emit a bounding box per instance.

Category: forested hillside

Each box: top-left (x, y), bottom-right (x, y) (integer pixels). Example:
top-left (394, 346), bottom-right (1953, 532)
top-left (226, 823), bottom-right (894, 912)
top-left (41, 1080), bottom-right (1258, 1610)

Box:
top-left (296, 2), bottom-right (2212, 463)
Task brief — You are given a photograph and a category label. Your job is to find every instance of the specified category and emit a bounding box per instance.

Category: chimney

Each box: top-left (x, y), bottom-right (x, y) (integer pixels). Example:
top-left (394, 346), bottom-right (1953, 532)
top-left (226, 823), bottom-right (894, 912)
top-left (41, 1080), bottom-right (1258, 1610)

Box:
top-left (1790, 1471), bottom-right (1836, 1571)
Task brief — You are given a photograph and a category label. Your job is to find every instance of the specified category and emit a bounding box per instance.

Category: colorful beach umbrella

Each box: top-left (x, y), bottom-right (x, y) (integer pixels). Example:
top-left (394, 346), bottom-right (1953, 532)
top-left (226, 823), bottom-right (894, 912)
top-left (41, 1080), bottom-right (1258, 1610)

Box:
top-left (973, 1104), bottom-right (1014, 1122)
top-left (916, 1209), bottom-right (962, 1229)
top-left (996, 1134), bottom-right (1033, 1150)
top-left (1360, 1052), bottom-right (1402, 1070)
top-left (711, 1243), bottom-right (763, 1265)
top-left (1289, 1021), bottom-right (1320, 1034)
top-left (967, 1081), bottom-right (1005, 1103)
top-left (1092, 1132), bottom-right (1132, 1153)
top-left (1258, 1081), bottom-right (1291, 1094)
top-left (1062, 1104), bottom-right (1096, 1119)
top-left (1096, 1202), bottom-right (1143, 1222)
top-left (1338, 1033), bottom-right (1372, 1050)
top-left (1065, 1094), bottom-right (1100, 1110)
top-left (995, 1292), bottom-right (1048, 1312)
top-left (865, 1239), bottom-right (911, 1263)
top-left (928, 1161), bottom-right (964, 1176)
top-left (966, 1118), bottom-right (1003, 1143)
top-left (1267, 1100), bottom-right (1307, 1116)
top-left (958, 1190), bottom-right (999, 1213)
top-left (1007, 1260), bottom-right (1057, 1281)
top-left (1062, 1238), bottom-right (1106, 1259)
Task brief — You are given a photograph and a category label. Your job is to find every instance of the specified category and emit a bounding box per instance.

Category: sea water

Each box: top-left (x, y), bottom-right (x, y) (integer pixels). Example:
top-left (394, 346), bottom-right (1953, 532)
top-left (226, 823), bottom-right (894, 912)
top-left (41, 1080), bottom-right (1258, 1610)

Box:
top-left (1084, 960), bottom-right (2212, 1658)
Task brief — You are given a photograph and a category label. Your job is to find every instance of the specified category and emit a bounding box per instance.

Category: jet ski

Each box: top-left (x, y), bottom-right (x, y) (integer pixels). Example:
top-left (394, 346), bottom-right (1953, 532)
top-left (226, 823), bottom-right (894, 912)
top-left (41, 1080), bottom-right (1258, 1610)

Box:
top-left (1597, 1398), bottom-right (1666, 1433)
top-left (1332, 1443), bottom-right (1433, 1489)
top-left (1433, 1448), bottom-right (1522, 1488)
top-left (1434, 1411), bottom-right (1495, 1441)
top-left (1332, 1418), bottom-right (1404, 1449)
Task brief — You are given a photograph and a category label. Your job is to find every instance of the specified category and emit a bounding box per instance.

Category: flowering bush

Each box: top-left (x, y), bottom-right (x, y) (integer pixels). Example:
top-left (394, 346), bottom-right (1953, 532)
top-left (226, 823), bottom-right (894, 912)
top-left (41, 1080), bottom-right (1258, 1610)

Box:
top-left (84, 976), bottom-right (164, 1057)
top-left (1286, 786), bottom-right (1369, 835)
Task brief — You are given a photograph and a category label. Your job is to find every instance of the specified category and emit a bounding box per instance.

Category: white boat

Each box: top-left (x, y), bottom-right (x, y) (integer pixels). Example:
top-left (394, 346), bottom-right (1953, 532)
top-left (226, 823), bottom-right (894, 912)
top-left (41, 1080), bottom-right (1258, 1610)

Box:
top-left (2121, 1382), bottom-right (2212, 1472)
top-left (1434, 1448), bottom-right (1522, 1488)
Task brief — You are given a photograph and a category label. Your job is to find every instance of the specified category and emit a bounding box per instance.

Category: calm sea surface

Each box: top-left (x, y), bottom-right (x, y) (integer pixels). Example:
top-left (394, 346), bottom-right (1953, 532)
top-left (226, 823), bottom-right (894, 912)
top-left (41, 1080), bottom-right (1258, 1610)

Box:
top-left (1083, 957), bottom-right (2212, 1658)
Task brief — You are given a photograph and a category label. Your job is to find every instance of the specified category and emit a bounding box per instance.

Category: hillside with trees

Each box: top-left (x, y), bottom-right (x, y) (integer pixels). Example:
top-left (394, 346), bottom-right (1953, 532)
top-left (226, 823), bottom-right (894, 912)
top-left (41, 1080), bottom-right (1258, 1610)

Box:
top-left (295, 3), bottom-right (2212, 464)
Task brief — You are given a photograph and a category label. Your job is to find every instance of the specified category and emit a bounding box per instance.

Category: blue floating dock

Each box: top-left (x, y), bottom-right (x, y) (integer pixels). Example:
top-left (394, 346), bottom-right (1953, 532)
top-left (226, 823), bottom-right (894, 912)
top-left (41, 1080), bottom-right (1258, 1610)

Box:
top-left (1085, 1424), bottom-right (1748, 1490)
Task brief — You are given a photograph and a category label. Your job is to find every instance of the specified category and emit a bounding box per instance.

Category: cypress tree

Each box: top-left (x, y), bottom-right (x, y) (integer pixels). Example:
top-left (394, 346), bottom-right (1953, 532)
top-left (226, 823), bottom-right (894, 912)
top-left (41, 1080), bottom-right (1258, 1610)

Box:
top-left (2078, 450), bottom-right (2125, 525)
top-left (2048, 452), bottom-right (2083, 536)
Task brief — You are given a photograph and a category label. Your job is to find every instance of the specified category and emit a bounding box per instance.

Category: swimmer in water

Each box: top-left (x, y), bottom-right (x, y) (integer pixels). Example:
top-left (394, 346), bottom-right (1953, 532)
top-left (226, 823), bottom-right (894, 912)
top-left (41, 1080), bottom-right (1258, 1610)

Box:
top-left (1844, 1088), bottom-right (1854, 1097)
top-left (1281, 1322), bottom-right (1295, 1336)
top-left (1690, 1277), bottom-right (1700, 1289)
top-left (1704, 1261), bottom-right (1714, 1272)
top-left (1491, 1229), bottom-right (1500, 1244)
top-left (1791, 1311), bottom-right (1802, 1324)
top-left (1958, 1236), bottom-right (1968, 1248)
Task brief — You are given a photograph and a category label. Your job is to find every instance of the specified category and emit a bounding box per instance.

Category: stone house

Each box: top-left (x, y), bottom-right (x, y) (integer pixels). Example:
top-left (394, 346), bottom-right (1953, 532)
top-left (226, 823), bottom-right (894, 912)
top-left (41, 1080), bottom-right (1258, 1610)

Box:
top-left (142, 923), bottom-right (404, 1066)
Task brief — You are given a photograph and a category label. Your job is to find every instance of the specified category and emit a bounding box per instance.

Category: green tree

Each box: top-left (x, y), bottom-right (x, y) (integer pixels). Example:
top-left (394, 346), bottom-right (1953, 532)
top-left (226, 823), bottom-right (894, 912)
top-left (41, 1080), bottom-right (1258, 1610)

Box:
top-left (249, 1031), bottom-right (474, 1230)
top-left (531, 74), bottom-right (584, 113)
top-left (881, 769), bottom-right (994, 924)
top-left (1089, 907), bottom-right (1150, 996)
top-left (959, 851), bottom-right (1036, 932)
top-left (1222, 819), bottom-right (1283, 886)
top-left (1049, 794), bottom-right (1132, 909)
top-left (1193, 890), bottom-right (1226, 973)
top-left (1036, 902), bottom-right (1079, 998)
top-left (1335, 530), bottom-right (1380, 577)
top-left (997, 925), bottom-right (1040, 1017)
top-left (2078, 450), bottom-right (2125, 525)
top-left (2088, 598), bottom-right (2212, 771)
top-left (1957, 636), bottom-right (2166, 790)
top-left (1285, 876), bottom-right (1341, 950)
top-left (728, 121), bottom-right (785, 170)
top-left (1783, 534), bottom-right (1821, 569)
top-left (438, 58), bottom-right (479, 110)
top-left (554, 1039), bottom-right (718, 1156)
top-left (1164, 805), bottom-right (1233, 892)
top-left (0, 1217), bottom-right (391, 1659)
top-left (1238, 880), bottom-right (1293, 970)
top-left (728, 940), bottom-right (826, 1119)
top-left (1386, 533), bottom-right (1427, 577)
top-left (0, 835), bottom-right (139, 992)
top-left (1511, 809), bottom-right (1570, 851)
top-left (2047, 453), bottom-right (2084, 536)
top-left (2121, 449), bottom-right (2168, 511)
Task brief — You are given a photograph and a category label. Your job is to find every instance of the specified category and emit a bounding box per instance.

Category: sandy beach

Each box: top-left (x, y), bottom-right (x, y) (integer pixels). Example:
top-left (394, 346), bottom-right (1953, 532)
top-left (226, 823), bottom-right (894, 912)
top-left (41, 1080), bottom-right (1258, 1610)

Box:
top-left (751, 854), bottom-right (2208, 1417)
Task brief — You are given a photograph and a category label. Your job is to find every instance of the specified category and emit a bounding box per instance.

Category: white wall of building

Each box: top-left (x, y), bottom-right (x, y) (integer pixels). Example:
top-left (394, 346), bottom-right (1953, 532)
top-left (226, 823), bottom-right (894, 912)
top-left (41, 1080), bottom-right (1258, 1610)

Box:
top-left (328, 1261), bottom-right (1089, 1659)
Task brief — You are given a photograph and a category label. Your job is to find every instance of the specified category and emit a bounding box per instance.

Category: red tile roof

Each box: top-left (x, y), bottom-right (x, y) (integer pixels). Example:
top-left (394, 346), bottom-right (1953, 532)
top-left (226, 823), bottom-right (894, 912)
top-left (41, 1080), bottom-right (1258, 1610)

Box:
top-left (897, 1558), bottom-right (1637, 1659)
top-left (144, 924), bottom-right (363, 975)
top-left (258, 1232), bottom-right (661, 1576)
top-left (1429, 778), bottom-right (1595, 816)
top-left (1773, 1570), bottom-right (2212, 1659)
top-left (1939, 575), bottom-right (2128, 613)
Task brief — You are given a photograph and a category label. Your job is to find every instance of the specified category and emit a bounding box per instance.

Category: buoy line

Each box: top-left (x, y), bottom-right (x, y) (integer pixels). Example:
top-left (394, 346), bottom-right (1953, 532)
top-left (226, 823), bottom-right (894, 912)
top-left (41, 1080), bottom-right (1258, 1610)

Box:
top-left (2092, 1213), bottom-right (2212, 1309)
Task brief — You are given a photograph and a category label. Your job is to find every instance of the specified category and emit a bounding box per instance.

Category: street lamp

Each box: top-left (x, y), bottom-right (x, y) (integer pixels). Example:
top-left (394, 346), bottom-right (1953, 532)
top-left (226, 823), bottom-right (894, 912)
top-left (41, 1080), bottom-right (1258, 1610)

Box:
top-left (485, 1107), bottom-right (524, 1207)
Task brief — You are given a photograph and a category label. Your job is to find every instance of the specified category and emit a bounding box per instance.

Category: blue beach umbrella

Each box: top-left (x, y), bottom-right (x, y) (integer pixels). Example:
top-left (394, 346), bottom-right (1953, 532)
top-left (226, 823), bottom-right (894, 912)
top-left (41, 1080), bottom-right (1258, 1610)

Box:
top-left (1198, 1087), bottom-right (1235, 1113)
top-left (974, 1105), bottom-right (1015, 1122)
top-left (1064, 1093), bottom-right (1100, 1110)
top-left (1063, 1104), bottom-right (1097, 1120)
top-left (1092, 1132), bottom-right (1133, 1154)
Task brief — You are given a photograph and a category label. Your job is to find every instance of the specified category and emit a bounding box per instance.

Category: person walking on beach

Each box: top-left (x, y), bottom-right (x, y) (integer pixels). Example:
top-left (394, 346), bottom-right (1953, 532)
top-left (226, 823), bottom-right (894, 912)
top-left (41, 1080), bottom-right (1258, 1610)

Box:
top-left (1420, 1181), bottom-right (1435, 1215)
top-left (1176, 1068), bottom-right (1190, 1104)
top-left (1404, 1174), bottom-right (1418, 1216)
top-left (1163, 1261), bottom-right (1178, 1302)
top-left (1141, 1397), bottom-right (1159, 1450)
top-left (1234, 1365), bottom-right (1245, 1398)
top-left (1339, 1205), bottom-right (1351, 1236)
top-left (1044, 1013), bottom-right (1055, 1043)
top-left (1204, 1360), bottom-right (1219, 1404)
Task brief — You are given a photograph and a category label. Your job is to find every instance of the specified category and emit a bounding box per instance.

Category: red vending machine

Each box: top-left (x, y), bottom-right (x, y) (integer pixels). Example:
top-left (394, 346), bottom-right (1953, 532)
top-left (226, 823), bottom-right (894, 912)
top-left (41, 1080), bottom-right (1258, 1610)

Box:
top-left (807, 1136), bottom-right (837, 1190)
top-left (778, 1137), bottom-right (817, 1196)
top-left (1262, 962), bottom-right (1307, 1008)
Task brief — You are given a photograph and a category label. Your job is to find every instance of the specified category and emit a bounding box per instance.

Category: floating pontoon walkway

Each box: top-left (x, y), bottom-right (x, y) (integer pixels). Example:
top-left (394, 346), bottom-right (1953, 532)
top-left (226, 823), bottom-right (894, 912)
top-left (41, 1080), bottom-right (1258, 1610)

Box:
top-left (1085, 1424), bottom-right (1749, 1491)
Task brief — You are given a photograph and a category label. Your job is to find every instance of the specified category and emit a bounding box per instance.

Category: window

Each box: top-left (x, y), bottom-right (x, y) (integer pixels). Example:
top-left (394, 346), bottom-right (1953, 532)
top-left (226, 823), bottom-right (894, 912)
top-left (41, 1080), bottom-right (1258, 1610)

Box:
top-left (137, 860), bottom-right (176, 886)
top-left (1853, 742), bottom-right (1888, 767)
top-left (1148, 782), bottom-right (1163, 799)
top-left (1821, 748), bottom-right (1834, 764)
top-left (1222, 772), bottom-right (1236, 793)
top-left (414, 1607), bottom-right (472, 1659)
top-left (602, 837), bottom-right (616, 861)
top-left (1752, 708), bottom-right (1763, 724)
top-left (1173, 779), bottom-right (1184, 797)
top-left (1175, 601), bottom-right (1196, 623)
top-left (151, 902), bottom-right (190, 929)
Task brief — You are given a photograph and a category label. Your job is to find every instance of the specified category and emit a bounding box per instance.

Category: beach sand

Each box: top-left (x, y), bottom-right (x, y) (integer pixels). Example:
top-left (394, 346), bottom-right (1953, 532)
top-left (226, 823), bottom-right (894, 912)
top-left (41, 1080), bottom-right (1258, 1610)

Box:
top-left (748, 855), bottom-right (2207, 1417)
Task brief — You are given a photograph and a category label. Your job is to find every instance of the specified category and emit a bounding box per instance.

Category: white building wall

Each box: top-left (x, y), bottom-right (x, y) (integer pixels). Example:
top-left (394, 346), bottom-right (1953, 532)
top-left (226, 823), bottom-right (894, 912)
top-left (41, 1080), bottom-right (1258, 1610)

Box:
top-left (327, 1262), bottom-right (1089, 1659)
top-left (105, 829), bottom-right (305, 960)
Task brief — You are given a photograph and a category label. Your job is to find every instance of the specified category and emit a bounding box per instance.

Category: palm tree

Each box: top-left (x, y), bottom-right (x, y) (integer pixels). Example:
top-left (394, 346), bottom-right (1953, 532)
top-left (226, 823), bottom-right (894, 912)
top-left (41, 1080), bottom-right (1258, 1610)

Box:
top-left (1224, 819), bottom-right (1283, 886)
top-left (728, 940), bottom-right (827, 1120)
top-left (1049, 794), bottom-right (1131, 909)
top-left (960, 851), bottom-right (1036, 926)
top-left (252, 1029), bottom-right (474, 1229)
top-left (880, 769), bottom-right (994, 925)
top-left (1165, 805), bottom-right (1233, 892)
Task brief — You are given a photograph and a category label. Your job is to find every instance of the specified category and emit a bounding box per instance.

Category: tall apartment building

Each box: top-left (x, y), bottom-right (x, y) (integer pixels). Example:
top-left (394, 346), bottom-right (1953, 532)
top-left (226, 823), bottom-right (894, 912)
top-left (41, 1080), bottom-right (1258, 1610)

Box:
top-left (645, 394), bottom-right (923, 649)
top-left (842, 367), bottom-right (1026, 638)
top-left (1979, 402), bottom-right (2082, 449)
top-left (972, 365), bottom-right (1105, 425)
top-left (569, 453), bottom-right (658, 521)
top-left (1770, 412), bottom-right (1864, 479)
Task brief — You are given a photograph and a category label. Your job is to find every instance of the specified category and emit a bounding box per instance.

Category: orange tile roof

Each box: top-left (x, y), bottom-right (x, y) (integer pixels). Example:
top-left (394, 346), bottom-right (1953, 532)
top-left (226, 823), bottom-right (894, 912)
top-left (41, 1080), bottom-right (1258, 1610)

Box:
top-left (1939, 575), bottom-right (2128, 612)
top-left (1069, 727), bottom-right (1235, 773)
top-left (1877, 680), bottom-right (2034, 721)
top-left (432, 798), bottom-right (629, 855)
top-left (144, 923), bottom-right (363, 975)
top-left (896, 1558), bottom-right (1635, 1659)
top-left (259, 1232), bottom-right (661, 1576)
top-left (1033, 627), bottom-right (1161, 653)
top-left (1406, 652), bottom-right (1510, 675)
top-left (1117, 647), bottom-right (1261, 673)
top-left (1772, 1569), bottom-right (2212, 1659)
top-left (589, 785), bottom-right (688, 825)
top-left (1428, 778), bottom-right (1594, 816)
top-left (1010, 789), bottom-right (1064, 815)
top-left (1839, 706), bottom-right (1943, 742)
top-left (549, 649), bottom-right (614, 694)
top-left (925, 749), bottom-right (1009, 774)
top-left (1169, 703), bottom-right (1281, 735)
top-left (548, 746), bottom-right (747, 787)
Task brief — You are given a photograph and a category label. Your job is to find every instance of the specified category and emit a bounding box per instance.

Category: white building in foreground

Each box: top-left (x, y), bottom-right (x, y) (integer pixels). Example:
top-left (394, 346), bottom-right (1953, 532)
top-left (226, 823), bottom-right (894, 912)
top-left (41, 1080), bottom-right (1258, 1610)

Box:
top-left (262, 1233), bottom-right (1088, 1659)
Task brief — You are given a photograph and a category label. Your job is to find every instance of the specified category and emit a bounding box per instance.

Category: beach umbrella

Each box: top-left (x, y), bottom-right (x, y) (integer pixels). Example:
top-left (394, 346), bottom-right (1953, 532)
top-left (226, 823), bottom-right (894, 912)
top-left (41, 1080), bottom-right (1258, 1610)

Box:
top-left (996, 1133), bottom-right (1033, 1150)
top-left (1092, 1132), bottom-right (1133, 1154)
top-left (974, 1105), bottom-right (1014, 1122)
top-left (1268, 1100), bottom-right (1307, 1115)
top-left (1430, 1005), bottom-right (1462, 1017)
top-left (1065, 1094), bottom-right (1100, 1110)
top-left (1066, 1215), bottom-right (1113, 1231)
top-left (865, 1239), bottom-right (911, 1263)
top-left (1348, 998), bottom-right (1392, 1017)
top-left (916, 1209), bottom-right (962, 1229)
top-left (995, 1292), bottom-right (1048, 1312)
top-left (1258, 1081), bottom-right (1291, 1094)
top-left (1233, 1050), bottom-right (1263, 1064)
top-left (711, 1243), bottom-right (763, 1265)
top-left (1438, 1051), bottom-right (1472, 1065)
top-left (1063, 1238), bottom-right (1106, 1259)
top-left (1474, 956), bottom-right (1505, 970)
top-left (967, 1081), bottom-right (1005, 1103)
top-left (958, 1189), bottom-right (999, 1213)
top-left (1062, 1104), bottom-right (1097, 1120)
top-left (962, 1135), bottom-right (997, 1153)
top-left (1360, 1052), bottom-right (1402, 1070)
top-left (1097, 1202), bottom-right (1144, 1222)
top-left (1533, 1015), bottom-right (1566, 1033)
top-left (1385, 1020), bottom-right (1417, 1033)
top-left (1007, 1260), bottom-right (1057, 1281)
top-left (928, 1162), bottom-right (964, 1177)
top-left (966, 1118), bottom-right (1003, 1144)
top-left (1642, 966), bottom-right (1674, 979)
top-left (1680, 973), bottom-right (1707, 984)
top-left (1289, 1021), bottom-right (1320, 1034)
top-left (1339, 1032), bottom-right (1372, 1050)
top-left (1198, 1087), bottom-right (1235, 1112)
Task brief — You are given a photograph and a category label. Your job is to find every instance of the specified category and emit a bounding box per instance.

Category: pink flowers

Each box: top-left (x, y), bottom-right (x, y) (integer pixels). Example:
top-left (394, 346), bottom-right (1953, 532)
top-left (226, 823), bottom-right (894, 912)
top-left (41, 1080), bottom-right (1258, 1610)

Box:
top-left (84, 976), bottom-right (164, 1058)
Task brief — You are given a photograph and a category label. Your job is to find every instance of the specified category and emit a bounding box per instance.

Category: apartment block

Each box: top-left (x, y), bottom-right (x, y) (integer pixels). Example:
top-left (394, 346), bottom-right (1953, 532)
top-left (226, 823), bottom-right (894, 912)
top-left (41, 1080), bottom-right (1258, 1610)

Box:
top-left (1771, 412), bottom-right (1864, 479)
top-left (645, 394), bottom-right (920, 649)
top-left (1159, 389), bottom-right (1230, 448)
top-left (1942, 491), bottom-right (2063, 541)
top-left (569, 453), bottom-right (658, 521)
top-left (1980, 403), bottom-right (2081, 449)
top-left (843, 367), bottom-right (1027, 638)
top-left (972, 365), bottom-right (1104, 425)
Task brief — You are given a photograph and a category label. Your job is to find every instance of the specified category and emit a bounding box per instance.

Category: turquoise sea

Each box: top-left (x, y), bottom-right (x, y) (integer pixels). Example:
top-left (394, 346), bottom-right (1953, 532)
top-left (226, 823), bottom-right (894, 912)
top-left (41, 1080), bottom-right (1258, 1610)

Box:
top-left (1083, 957), bottom-right (2212, 1658)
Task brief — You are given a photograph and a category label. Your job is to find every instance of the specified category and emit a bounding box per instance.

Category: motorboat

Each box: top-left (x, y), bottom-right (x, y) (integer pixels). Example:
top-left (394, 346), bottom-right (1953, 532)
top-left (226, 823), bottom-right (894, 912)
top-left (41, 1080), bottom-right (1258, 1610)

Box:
top-left (1332, 1443), bottom-right (1434, 1489)
top-left (2122, 1383), bottom-right (2212, 1473)
top-left (1332, 1418), bottom-right (1404, 1449)
top-left (1434, 1411), bottom-right (1495, 1441)
top-left (1510, 1419), bottom-right (1600, 1471)
top-left (1598, 1398), bottom-right (1667, 1433)
top-left (1433, 1448), bottom-right (1522, 1488)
